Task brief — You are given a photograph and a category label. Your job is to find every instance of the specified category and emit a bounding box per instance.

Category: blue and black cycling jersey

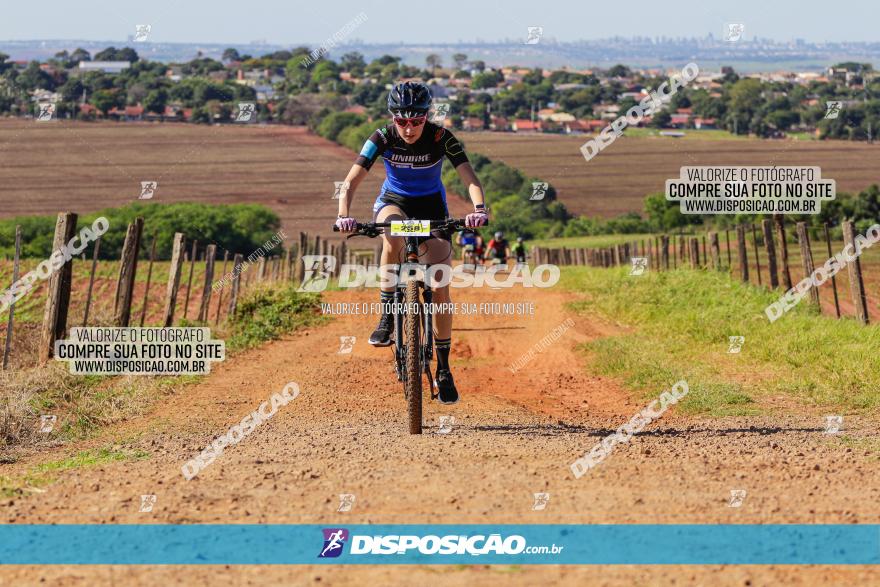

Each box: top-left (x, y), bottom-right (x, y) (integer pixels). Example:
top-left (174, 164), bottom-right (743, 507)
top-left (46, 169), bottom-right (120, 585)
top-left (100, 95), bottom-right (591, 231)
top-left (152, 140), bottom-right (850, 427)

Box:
top-left (355, 122), bottom-right (470, 199)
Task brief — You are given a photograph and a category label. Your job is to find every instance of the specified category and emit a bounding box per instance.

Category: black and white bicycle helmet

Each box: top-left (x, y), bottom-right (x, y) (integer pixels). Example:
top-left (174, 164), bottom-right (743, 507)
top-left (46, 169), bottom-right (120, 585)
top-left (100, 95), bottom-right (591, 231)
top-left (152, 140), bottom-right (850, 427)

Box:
top-left (387, 81), bottom-right (433, 117)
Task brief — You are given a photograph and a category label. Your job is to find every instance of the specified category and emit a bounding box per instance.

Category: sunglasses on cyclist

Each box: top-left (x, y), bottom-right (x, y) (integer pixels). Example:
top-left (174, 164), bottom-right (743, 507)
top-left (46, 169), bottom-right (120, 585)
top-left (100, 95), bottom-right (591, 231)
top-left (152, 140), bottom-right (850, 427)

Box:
top-left (392, 115), bottom-right (427, 127)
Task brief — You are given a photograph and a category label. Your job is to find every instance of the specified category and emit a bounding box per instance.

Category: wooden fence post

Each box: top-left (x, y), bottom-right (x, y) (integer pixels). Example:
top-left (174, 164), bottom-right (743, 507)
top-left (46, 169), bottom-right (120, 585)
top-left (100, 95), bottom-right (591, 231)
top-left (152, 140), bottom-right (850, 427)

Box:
top-left (653, 236), bottom-right (659, 270)
top-left (215, 250), bottom-right (230, 324)
top-left (701, 235), bottom-right (707, 268)
top-left (689, 237), bottom-right (699, 269)
top-left (289, 243), bottom-right (299, 282)
top-left (285, 245), bottom-right (293, 281)
top-left (709, 232), bottom-right (721, 270)
top-left (795, 222), bottom-right (819, 307)
top-left (2, 225), bottom-right (22, 369)
top-left (40, 212), bottom-right (78, 362)
top-left (114, 217), bottom-right (143, 327)
top-left (661, 235), bottom-right (669, 270)
top-left (751, 223), bottom-right (762, 286)
top-left (183, 240), bottom-right (198, 319)
top-left (82, 235), bottom-right (101, 327)
top-left (294, 233), bottom-right (306, 283)
top-left (678, 235), bottom-right (685, 266)
top-left (761, 219), bottom-right (779, 289)
top-left (163, 233), bottom-right (186, 327)
top-left (725, 229), bottom-right (732, 268)
top-left (139, 233), bottom-right (158, 327)
top-left (823, 223), bottom-right (841, 318)
top-left (198, 244), bottom-right (217, 322)
top-left (736, 225), bottom-right (749, 283)
top-left (229, 254), bottom-right (244, 316)
top-left (774, 215), bottom-right (793, 290)
top-left (842, 221), bottom-right (869, 324)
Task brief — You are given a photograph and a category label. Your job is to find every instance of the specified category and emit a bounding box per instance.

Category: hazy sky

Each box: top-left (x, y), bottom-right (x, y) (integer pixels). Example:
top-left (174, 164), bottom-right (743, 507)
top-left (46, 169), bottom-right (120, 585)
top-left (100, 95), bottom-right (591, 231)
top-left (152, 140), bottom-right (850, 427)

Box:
top-left (1, 0), bottom-right (876, 44)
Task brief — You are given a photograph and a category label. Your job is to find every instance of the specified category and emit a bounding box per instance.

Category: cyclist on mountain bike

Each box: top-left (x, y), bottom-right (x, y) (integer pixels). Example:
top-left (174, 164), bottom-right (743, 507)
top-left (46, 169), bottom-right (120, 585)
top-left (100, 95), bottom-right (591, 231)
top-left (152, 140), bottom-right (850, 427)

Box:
top-left (334, 81), bottom-right (488, 405)
top-left (456, 228), bottom-right (479, 265)
top-left (513, 237), bottom-right (527, 263)
top-left (486, 231), bottom-right (511, 266)
top-left (474, 234), bottom-right (485, 263)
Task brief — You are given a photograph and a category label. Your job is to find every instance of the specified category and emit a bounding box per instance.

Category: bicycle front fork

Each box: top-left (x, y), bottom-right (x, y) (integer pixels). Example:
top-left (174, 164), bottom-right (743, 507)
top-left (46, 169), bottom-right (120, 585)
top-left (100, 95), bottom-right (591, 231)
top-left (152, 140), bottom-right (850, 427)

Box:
top-left (392, 282), bottom-right (434, 382)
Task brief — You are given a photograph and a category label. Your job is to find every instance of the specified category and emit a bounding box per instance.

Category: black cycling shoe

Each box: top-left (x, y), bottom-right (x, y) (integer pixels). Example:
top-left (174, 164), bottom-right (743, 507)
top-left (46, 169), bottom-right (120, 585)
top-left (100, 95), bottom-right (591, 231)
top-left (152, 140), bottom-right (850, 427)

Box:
top-left (435, 368), bottom-right (459, 405)
top-left (369, 312), bottom-right (394, 347)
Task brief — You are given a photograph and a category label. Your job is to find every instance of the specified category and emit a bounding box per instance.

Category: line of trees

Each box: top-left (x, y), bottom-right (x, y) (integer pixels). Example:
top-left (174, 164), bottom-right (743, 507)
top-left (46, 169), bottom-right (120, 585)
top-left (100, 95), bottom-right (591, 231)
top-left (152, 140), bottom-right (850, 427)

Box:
top-left (0, 203), bottom-right (281, 260)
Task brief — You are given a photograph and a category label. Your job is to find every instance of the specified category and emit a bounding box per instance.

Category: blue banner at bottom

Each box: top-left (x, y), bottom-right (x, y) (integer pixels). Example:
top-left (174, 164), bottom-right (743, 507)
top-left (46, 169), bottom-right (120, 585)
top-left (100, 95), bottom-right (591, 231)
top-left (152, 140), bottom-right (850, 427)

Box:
top-left (0, 524), bottom-right (877, 565)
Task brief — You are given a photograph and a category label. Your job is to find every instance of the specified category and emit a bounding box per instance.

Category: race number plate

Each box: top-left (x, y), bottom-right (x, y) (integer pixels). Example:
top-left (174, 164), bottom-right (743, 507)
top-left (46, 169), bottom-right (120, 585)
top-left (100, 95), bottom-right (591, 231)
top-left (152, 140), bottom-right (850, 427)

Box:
top-left (389, 220), bottom-right (431, 237)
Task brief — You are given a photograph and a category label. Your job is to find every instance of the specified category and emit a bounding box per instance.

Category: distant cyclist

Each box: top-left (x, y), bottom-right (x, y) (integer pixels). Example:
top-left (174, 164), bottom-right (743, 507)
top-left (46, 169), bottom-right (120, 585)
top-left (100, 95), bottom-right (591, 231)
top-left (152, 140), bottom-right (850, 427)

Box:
top-left (335, 81), bottom-right (489, 404)
top-left (513, 237), bottom-right (527, 263)
top-left (486, 231), bottom-right (510, 266)
top-left (456, 228), bottom-right (479, 265)
top-left (474, 234), bottom-right (485, 263)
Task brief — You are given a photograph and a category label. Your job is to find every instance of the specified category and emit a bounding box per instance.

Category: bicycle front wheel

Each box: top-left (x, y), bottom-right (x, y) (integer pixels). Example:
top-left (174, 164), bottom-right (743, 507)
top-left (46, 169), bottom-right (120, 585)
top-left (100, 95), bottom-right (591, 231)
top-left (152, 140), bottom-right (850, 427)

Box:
top-left (403, 279), bottom-right (423, 434)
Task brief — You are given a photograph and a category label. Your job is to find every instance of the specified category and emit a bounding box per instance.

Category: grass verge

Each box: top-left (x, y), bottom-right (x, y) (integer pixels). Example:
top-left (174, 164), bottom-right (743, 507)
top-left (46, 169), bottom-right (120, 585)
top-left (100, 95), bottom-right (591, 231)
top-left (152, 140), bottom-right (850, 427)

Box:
top-left (1, 283), bottom-right (324, 459)
top-left (0, 446), bottom-right (149, 497)
top-left (562, 266), bottom-right (880, 416)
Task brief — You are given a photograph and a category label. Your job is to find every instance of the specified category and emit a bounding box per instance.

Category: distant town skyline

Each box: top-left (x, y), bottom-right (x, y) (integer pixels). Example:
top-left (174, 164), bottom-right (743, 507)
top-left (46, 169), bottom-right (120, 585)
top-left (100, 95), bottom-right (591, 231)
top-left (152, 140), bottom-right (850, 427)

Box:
top-left (1, 0), bottom-right (877, 45)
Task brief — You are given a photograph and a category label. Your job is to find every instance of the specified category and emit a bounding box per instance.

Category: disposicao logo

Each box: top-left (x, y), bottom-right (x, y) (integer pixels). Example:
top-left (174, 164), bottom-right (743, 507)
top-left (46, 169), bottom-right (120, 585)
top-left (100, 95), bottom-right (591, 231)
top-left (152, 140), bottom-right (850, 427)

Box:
top-left (318, 528), bottom-right (349, 558)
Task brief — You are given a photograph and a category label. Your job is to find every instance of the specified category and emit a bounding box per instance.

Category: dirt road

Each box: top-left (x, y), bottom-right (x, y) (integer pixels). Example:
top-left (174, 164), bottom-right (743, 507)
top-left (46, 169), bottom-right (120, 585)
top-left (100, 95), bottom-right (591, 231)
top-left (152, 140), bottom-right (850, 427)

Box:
top-left (1, 284), bottom-right (878, 585)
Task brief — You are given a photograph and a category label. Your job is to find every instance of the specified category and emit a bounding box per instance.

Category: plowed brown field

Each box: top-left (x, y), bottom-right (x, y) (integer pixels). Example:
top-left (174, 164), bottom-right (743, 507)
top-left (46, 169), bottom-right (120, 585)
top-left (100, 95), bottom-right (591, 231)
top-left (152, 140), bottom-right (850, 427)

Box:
top-left (459, 131), bottom-right (880, 218)
top-left (0, 120), bottom-right (470, 237)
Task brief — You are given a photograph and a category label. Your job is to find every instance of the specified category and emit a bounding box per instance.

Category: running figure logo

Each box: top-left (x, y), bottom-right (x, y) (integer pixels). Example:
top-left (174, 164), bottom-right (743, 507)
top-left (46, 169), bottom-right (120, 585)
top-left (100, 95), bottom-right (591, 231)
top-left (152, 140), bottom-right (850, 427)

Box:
top-left (298, 255), bottom-right (336, 292)
top-left (139, 181), bottom-right (158, 200)
top-left (318, 528), bottom-right (349, 558)
top-left (530, 182), bottom-right (548, 201)
top-left (525, 27), bottom-right (543, 45)
top-left (824, 415), bottom-right (843, 434)
top-left (36, 103), bottom-right (56, 122)
top-left (338, 336), bottom-right (355, 354)
top-left (134, 24), bottom-right (151, 42)
top-left (139, 494), bottom-right (157, 512)
top-left (236, 102), bottom-right (256, 122)
top-left (337, 494), bottom-right (356, 512)
top-left (437, 415), bottom-right (455, 434)
top-left (824, 101), bottom-right (842, 120)
top-left (333, 181), bottom-right (350, 200)
top-left (430, 103), bottom-right (450, 124)
top-left (532, 492), bottom-right (550, 510)
top-left (727, 336), bottom-right (745, 354)
top-left (38, 415), bottom-right (57, 433)
top-left (630, 257), bottom-right (648, 276)
top-left (728, 489), bottom-right (747, 508)
top-left (724, 23), bottom-right (744, 43)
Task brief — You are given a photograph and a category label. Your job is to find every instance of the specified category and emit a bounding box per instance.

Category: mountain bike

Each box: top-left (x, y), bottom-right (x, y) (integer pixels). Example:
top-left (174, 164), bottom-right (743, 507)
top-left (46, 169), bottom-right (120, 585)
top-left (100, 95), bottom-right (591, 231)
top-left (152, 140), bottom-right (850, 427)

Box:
top-left (333, 218), bottom-right (480, 434)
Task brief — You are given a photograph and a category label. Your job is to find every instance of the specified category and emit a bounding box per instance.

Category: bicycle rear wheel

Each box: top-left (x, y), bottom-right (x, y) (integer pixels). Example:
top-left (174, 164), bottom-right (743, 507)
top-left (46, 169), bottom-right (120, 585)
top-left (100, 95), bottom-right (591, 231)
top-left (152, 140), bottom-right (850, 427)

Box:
top-left (403, 279), bottom-right (423, 434)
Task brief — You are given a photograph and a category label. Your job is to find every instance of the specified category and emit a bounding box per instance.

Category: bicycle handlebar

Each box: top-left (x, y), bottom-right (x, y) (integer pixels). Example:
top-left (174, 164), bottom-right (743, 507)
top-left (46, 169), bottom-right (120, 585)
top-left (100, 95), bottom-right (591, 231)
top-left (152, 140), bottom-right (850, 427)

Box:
top-left (332, 218), bottom-right (488, 236)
